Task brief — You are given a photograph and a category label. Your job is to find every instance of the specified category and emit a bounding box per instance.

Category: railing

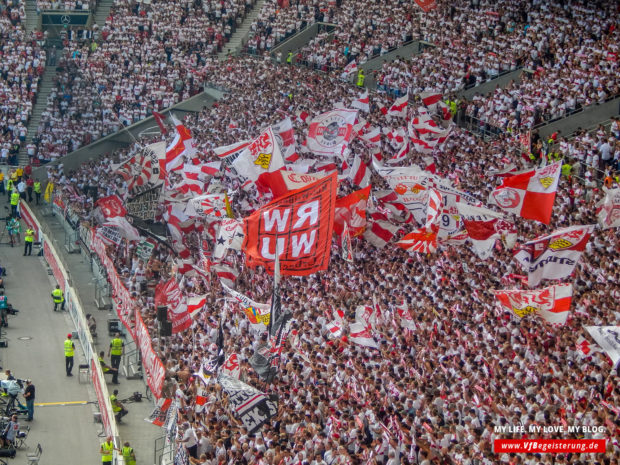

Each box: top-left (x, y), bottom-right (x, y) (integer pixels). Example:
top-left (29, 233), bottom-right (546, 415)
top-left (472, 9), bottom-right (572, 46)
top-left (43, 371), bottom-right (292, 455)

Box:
top-left (462, 66), bottom-right (522, 91)
top-left (154, 436), bottom-right (174, 465)
top-left (456, 114), bottom-right (502, 140)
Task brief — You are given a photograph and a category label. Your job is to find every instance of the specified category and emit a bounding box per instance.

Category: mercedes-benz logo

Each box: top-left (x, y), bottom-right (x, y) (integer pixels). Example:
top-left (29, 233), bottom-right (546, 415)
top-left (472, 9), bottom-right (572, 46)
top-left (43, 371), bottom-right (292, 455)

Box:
top-left (61, 15), bottom-right (71, 24)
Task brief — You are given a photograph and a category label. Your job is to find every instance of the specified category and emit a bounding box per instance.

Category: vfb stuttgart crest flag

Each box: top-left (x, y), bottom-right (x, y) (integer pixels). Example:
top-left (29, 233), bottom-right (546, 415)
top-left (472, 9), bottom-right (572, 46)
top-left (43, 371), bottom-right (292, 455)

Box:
top-left (306, 109), bottom-right (357, 158)
top-left (489, 162), bottom-right (561, 224)
top-left (513, 224), bottom-right (595, 287)
top-left (243, 172), bottom-right (337, 276)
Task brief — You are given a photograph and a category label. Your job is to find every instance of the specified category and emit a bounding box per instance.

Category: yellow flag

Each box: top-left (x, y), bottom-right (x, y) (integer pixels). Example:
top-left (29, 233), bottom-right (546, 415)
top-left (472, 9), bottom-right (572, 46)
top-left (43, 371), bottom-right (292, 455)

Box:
top-left (44, 182), bottom-right (54, 203)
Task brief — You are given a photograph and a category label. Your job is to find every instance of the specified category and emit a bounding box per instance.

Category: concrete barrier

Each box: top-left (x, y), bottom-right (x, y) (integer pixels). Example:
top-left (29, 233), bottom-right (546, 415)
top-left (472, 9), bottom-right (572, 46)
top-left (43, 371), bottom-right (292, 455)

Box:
top-left (538, 96), bottom-right (620, 139)
top-left (33, 88), bottom-right (224, 177)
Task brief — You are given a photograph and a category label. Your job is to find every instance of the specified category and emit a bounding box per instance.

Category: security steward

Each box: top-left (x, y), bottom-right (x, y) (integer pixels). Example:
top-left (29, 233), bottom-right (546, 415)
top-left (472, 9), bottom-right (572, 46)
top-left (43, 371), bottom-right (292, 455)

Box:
top-left (33, 180), bottom-right (42, 205)
top-left (100, 436), bottom-right (116, 465)
top-left (10, 189), bottom-right (19, 217)
top-left (99, 351), bottom-right (119, 384)
top-left (24, 227), bottom-right (34, 256)
top-left (64, 333), bottom-right (75, 376)
top-left (122, 442), bottom-right (137, 465)
top-left (52, 284), bottom-right (65, 311)
top-left (110, 389), bottom-right (128, 422)
top-left (357, 68), bottom-right (365, 87)
top-left (108, 333), bottom-right (124, 384)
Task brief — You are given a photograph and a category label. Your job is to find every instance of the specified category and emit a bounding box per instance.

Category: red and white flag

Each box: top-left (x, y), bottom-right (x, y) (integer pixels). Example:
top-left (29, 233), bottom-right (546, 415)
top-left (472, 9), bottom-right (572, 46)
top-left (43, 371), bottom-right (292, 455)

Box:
top-left (363, 219), bottom-right (400, 249)
top-left (333, 185), bottom-right (371, 237)
top-left (513, 224), bottom-right (595, 287)
top-left (243, 173), bottom-right (338, 276)
top-left (343, 60), bottom-right (358, 75)
top-left (408, 111), bottom-right (443, 137)
top-left (387, 94), bottom-right (409, 118)
top-left (185, 193), bottom-right (231, 218)
top-left (419, 92), bottom-right (442, 111)
top-left (396, 225), bottom-right (438, 254)
top-left (306, 109), bottom-right (357, 157)
top-left (213, 262), bottom-right (239, 288)
top-left (349, 322), bottom-right (379, 349)
top-left (152, 111), bottom-right (168, 135)
top-left (187, 295), bottom-right (207, 318)
top-left (238, 127), bottom-right (286, 183)
top-left (351, 90), bottom-right (370, 113)
top-left (325, 321), bottom-right (343, 338)
top-left (355, 304), bottom-right (377, 330)
top-left (387, 141), bottom-right (410, 165)
top-left (414, 0), bottom-right (437, 12)
top-left (396, 188), bottom-right (441, 253)
top-left (96, 195), bottom-right (127, 219)
top-left (596, 187), bottom-right (620, 229)
top-left (456, 202), bottom-right (516, 259)
top-left (489, 162), bottom-right (561, 224)
top-left (272, 117), bottom-right (299, 163)
top-left (221, 353), bottom-right (241, 379)
top-left (493, 284), bottom-right (573, 325)
top-left (165, 115), bottom-right (197, 175)
top-left (575, 336), bottom-right (601, 357)
top-left (349, 154), bottom-right (371, 188)
top-left (409, 136), bottom-right (435, 154)
top-left (359, 126), bottom-right (381, 145)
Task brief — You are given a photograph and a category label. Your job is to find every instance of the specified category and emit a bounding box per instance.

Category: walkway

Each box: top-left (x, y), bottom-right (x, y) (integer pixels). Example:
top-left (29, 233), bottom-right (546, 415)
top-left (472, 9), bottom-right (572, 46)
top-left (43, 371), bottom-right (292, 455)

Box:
top-left (31, 203), bottom-right (162, 465)
top-left (0, 202), bottom-right (100, 464)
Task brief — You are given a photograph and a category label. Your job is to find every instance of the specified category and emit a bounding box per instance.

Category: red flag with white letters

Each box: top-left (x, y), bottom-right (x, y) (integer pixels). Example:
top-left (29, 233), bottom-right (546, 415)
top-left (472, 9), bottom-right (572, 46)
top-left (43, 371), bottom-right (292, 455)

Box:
top-left (243, 172), bottom-right (337, 276)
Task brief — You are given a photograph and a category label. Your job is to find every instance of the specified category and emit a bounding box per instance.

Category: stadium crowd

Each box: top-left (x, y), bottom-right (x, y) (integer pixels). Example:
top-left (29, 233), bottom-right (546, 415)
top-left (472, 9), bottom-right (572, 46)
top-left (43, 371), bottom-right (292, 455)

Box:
top-left (43, 50), bottom-right (620, 465)
top-left (30, 0), bottom-right (620, 165)
top-left (35, 0), bottom-right (94, 11)
top-left (32, 0), bottom-right (256, 162)
top-left (0, 0), bottom-right (46, 165)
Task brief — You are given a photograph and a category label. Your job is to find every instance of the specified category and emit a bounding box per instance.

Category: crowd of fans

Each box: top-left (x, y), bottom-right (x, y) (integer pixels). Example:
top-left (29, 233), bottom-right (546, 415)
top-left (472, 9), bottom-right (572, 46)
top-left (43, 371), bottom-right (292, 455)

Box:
top-left (35, 0), bottom-right (95, 11)
top-left (0, 0), bottom-right (46, 165)
top-left (43, 53), bottom-right (620, 464)
top-left (32, 0), bottom-right (256, 162)
top-left (28, 0), bottom-right (619, 165)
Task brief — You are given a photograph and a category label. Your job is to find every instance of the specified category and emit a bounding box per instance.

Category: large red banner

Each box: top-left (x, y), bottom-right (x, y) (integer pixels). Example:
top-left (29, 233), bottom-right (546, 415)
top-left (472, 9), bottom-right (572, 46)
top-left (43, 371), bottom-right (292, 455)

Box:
top-left (135, 309), bottom-right (165, 398)
top-left (43, 241), bottom-right (65, 292)
top-left (91, 231), bottom-right (135, 335)
top-left (91, 358), bottom-right (113, 437)
top-left (243, 172), bottom-right (337, 276)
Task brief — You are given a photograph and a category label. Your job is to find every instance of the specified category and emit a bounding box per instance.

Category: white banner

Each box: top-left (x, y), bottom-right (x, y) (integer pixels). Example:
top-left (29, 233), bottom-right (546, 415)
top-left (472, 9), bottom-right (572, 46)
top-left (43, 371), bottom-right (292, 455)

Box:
top-left (514, 225), bottom-right (595, 287)
top-left (585, 326), bottom-right (620, 368)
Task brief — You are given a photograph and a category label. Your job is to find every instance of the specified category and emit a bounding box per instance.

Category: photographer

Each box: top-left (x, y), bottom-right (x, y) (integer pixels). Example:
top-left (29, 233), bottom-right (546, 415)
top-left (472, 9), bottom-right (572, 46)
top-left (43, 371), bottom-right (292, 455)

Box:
top-left (6, 215), bottom-right (20, 248)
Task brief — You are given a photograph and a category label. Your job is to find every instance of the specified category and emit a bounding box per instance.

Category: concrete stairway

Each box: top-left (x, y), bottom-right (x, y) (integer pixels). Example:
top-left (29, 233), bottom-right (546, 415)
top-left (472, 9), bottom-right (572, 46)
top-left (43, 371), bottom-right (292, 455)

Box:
top-left (218, 0), bottom-right (267, 59)
top-left (19, 64), bottom-right (57, 166)
top-left (24, 0), bottom-right (39, 35)
top-left (92, 0), bottom-right (115, 29)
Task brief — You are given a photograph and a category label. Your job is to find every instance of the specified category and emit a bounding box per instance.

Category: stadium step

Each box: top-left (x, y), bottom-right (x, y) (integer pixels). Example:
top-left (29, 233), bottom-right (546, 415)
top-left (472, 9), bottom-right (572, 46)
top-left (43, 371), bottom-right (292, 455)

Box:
top-left (24, 0), bottom-right (40, 36)
top-left (19, 63), bottom-right (59, 166)
top-left (92, 0), bottom-right (115, 28)
top-left (218, 0), bottom-right (267, 59)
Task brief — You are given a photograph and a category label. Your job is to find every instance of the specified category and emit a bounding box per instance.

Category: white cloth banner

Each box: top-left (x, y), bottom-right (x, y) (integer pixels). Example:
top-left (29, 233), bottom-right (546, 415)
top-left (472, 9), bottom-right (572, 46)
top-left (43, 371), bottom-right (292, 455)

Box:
top-left (585, 326), bottom-right (620, 368)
